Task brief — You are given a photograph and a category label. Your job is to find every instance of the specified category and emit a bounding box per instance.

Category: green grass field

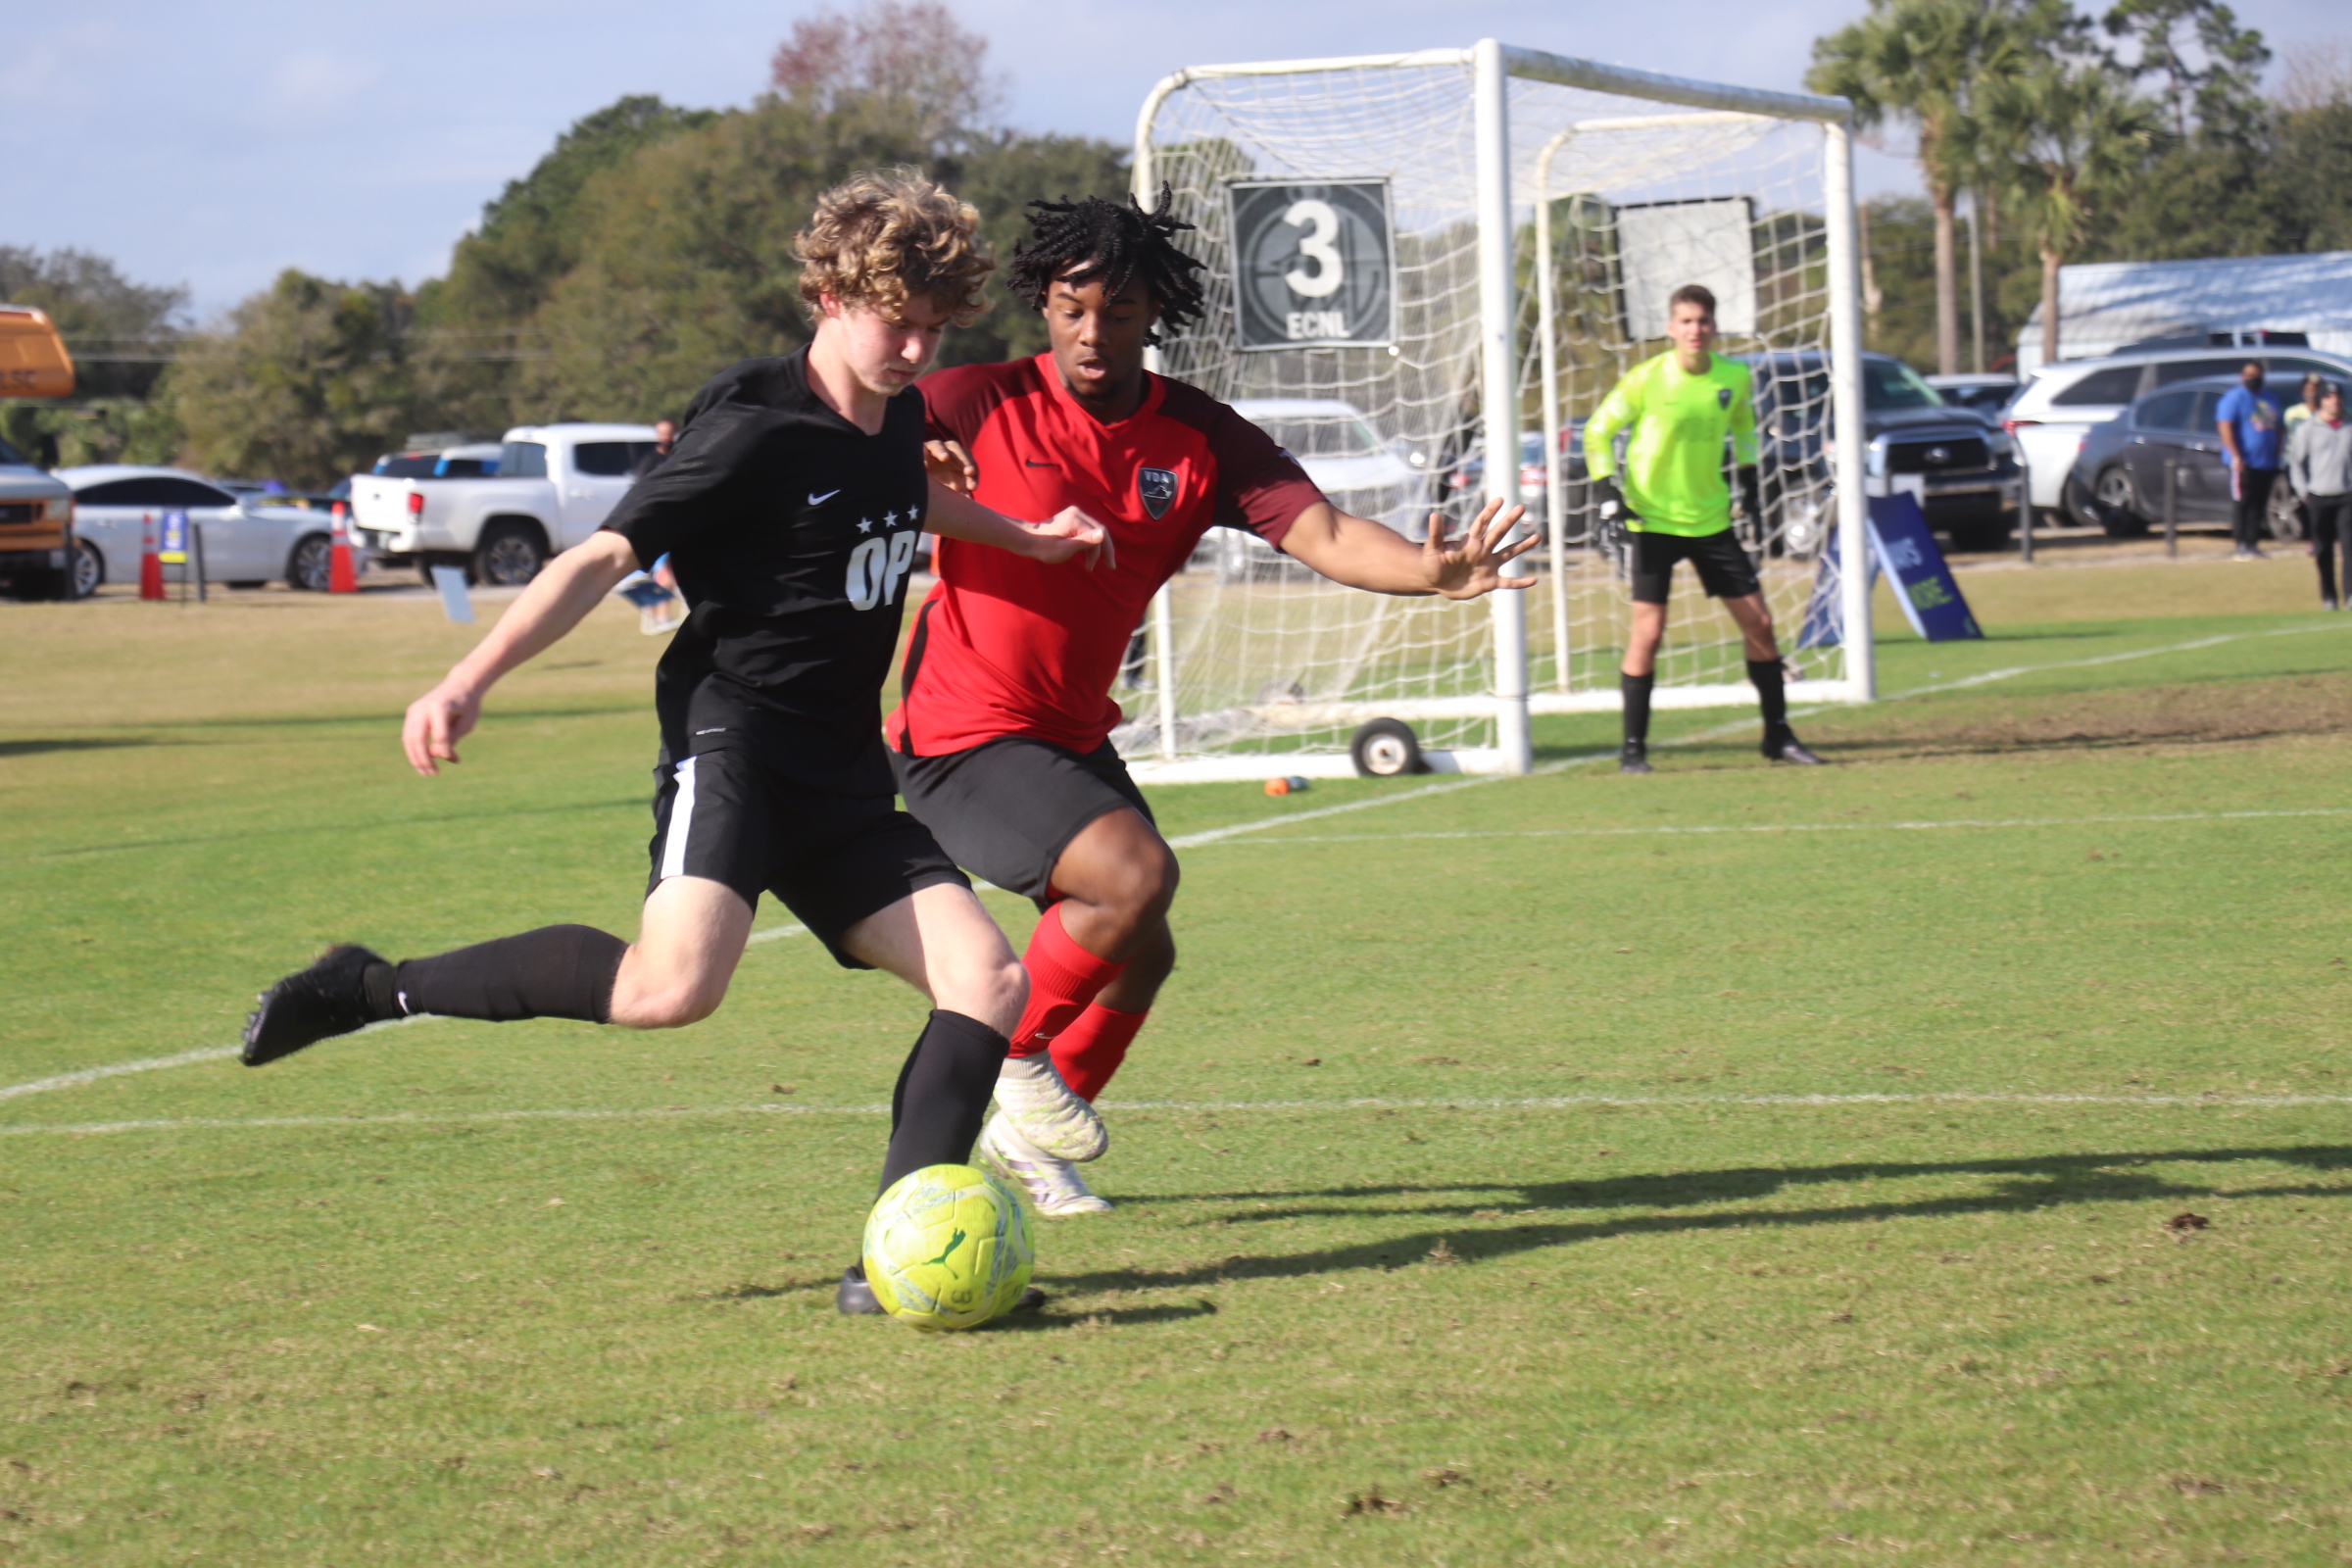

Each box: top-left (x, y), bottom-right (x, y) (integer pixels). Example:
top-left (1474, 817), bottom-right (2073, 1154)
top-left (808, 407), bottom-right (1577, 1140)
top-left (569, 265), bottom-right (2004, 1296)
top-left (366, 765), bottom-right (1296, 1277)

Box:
top-left (5, 557), bottom-right (2351, 1564)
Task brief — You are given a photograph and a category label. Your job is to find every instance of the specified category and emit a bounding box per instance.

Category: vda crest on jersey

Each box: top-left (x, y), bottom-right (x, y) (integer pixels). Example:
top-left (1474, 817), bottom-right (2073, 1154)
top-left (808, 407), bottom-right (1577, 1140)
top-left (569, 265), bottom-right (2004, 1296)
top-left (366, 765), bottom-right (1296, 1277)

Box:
top-left (1716, 386), bottom-right (1734, 411)
top-left (1138, 466), bottom-right (1179, 519)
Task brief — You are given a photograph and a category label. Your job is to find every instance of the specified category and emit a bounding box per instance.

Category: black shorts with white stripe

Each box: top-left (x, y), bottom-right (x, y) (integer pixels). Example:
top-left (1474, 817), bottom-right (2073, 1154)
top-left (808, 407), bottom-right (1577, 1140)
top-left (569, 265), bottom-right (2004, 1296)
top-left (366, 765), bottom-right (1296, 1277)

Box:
top-left (645, 748), bottom-right (967, 969)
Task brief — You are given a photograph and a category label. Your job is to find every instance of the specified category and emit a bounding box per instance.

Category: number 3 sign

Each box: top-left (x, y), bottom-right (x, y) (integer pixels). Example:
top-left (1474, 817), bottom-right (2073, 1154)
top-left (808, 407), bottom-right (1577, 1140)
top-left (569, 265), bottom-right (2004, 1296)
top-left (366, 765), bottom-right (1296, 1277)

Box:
top-left (1228, 179), bottom-right (1396, 351)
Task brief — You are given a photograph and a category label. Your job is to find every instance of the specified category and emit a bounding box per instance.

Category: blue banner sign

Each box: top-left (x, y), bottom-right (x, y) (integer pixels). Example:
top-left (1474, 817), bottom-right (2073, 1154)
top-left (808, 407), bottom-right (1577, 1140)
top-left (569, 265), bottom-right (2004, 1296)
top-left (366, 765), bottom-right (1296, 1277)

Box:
top-left (158, 509), bottom-right (189, 564)
top-left (1797, 492), bottom-right (1982, 648)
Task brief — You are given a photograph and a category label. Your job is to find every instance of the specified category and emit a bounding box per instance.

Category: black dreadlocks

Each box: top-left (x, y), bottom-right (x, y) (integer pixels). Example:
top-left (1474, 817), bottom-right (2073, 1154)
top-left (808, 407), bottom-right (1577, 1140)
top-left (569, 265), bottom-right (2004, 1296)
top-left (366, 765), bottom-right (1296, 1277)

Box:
top-left (1006, 184), bottom-right (1206, 344)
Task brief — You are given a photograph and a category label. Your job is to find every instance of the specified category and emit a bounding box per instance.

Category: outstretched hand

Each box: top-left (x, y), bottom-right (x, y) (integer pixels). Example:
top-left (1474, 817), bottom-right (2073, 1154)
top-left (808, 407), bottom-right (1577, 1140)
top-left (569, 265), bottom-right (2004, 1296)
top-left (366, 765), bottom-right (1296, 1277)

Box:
top-left (402, 680), bottom-right (482, 776)
top-left (1023, 507), bottom-right (1117, 571)
top-left (1421, 497), bottom-right (1538, 599)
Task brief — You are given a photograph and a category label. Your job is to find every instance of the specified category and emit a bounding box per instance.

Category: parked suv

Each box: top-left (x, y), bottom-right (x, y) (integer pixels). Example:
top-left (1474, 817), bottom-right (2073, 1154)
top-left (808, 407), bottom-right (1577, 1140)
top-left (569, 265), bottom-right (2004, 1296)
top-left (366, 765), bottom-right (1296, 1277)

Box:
top-left (1745, 350), bottom-right (2021, 553)
top-left (2066, 375), bottom-right (2305, 541)
top-left (2004, 344), bottom-right (2352, 518)
top-left (0, 432), bottom-right (77, 600)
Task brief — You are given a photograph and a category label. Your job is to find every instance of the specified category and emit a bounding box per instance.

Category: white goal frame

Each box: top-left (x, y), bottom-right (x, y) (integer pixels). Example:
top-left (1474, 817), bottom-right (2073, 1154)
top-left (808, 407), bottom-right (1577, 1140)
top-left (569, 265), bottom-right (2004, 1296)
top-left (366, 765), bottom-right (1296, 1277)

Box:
top-left (1131, 41), bottom-right (1872, 783)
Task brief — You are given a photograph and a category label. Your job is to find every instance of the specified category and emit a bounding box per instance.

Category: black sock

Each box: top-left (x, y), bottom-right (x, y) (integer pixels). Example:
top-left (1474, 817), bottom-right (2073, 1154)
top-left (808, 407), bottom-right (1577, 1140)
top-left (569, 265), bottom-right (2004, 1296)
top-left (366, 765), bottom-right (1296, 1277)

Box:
top-left (876, 1009), bottom-right (1010, 1197)
top-left (377, 925), bottom-right (627, 1024)
top-left (1747, 658), bottom-right (1788, 741)
top-left (1620, 671), bottom-right (1653, 753)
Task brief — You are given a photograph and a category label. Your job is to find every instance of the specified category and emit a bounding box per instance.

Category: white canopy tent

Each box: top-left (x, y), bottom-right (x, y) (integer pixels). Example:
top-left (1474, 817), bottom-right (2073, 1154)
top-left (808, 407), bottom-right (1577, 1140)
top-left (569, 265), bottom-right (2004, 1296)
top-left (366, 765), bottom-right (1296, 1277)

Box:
top-left (2018, 251), bottom-right (2352, 373)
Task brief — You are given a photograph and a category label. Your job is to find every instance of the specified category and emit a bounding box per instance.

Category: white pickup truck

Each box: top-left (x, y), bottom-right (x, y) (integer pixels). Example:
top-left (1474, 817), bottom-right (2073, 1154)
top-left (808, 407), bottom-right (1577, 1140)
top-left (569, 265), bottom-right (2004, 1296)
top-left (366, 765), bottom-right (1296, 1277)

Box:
top-left (349, 422), bottom-right (662, 585)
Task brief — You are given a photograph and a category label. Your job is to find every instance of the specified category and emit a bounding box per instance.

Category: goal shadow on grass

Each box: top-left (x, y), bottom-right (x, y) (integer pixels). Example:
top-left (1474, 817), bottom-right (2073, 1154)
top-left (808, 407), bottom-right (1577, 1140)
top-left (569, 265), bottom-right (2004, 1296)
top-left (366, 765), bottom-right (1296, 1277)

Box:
top-left (1071, 1143), bottom-right (2352, 1294)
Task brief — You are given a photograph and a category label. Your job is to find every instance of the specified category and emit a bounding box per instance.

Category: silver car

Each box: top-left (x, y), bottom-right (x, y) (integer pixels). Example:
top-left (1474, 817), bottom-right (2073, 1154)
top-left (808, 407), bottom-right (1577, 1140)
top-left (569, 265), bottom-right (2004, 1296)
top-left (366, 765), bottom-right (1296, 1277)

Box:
top-left (62, 466), bottom-right (349, 594)
top-left (1208, 399), bottom-right (1431, 579)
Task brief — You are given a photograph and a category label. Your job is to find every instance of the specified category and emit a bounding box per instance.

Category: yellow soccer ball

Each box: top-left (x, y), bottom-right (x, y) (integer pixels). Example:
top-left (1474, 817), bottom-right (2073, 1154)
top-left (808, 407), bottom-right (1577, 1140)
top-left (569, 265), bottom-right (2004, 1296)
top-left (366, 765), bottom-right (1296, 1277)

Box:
top-left (861, 1164), bottom-right (1034, 1331)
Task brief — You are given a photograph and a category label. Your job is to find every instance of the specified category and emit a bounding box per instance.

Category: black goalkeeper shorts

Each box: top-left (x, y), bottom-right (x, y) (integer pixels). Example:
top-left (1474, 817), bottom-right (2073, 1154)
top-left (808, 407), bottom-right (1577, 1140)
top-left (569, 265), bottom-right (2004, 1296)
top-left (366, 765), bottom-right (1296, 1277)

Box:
top-left (1628, 526), bottom-right (1761, 605)
top-left (646, 749), bottom-right (967, 969)
top-left (892, 736), bottom-right (1155, 906)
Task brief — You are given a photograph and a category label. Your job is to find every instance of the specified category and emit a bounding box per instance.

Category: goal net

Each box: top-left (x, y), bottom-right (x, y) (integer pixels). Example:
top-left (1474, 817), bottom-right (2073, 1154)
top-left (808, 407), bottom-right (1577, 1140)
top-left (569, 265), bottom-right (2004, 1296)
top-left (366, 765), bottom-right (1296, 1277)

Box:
top-left (1116, 43), bottom-right (1870, 781)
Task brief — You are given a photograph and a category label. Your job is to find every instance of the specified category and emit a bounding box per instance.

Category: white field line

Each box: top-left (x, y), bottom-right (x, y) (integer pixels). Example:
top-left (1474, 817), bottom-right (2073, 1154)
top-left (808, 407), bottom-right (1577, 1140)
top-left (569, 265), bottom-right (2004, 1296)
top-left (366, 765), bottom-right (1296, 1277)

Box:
top-left (0, 1045), bottom-right (239, 1103)
top-left (2, 620), bottom-right (2334, 1110)
top-left (0, 1015), bottom-right (441, 1104)
top-left (1187, 806), bottom-right (2352, 850)
top-left (5, 1089), bottom-right (2350, 1139)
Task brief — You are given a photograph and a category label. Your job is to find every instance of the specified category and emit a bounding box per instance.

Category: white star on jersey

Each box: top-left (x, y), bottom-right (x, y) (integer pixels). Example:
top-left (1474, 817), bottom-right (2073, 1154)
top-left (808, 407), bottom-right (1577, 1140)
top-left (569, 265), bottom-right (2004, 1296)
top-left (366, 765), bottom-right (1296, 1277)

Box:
top-left (857, 517), bottom-right (873, 533)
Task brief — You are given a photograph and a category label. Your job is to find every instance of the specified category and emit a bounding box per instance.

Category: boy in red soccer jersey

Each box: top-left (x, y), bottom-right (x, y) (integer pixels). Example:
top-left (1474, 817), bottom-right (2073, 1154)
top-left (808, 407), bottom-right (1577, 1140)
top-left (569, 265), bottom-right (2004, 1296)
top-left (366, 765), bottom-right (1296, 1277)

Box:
top-left (890, 190), bottom-right (1531, 1214)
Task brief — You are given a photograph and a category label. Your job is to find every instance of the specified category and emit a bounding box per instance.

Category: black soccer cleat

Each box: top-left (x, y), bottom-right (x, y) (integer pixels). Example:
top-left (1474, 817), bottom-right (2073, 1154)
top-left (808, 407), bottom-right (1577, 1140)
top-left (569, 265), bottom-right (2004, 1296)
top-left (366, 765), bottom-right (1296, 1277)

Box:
top-left (1618, 748), bottom-right (1653, 775)
top-left (835, 1263), bottom-right (1046, 1319)
top-left (241, 945), bottom-right (386, 1066)
top-left (1765, 735), bottom-right (1828, 765)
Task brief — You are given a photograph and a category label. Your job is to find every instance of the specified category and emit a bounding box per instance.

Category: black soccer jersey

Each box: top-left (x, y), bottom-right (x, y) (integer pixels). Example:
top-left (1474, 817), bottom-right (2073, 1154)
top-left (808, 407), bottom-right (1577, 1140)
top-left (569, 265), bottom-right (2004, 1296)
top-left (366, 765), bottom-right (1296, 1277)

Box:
top-left (601, 348), bottom-right (930, 794)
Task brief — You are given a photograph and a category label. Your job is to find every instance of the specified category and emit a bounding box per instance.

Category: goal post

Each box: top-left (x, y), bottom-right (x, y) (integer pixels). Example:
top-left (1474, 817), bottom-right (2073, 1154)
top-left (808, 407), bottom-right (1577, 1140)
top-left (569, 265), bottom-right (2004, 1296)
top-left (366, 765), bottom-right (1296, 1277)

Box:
top-left (1125, 42), bottom-right (1870, 783)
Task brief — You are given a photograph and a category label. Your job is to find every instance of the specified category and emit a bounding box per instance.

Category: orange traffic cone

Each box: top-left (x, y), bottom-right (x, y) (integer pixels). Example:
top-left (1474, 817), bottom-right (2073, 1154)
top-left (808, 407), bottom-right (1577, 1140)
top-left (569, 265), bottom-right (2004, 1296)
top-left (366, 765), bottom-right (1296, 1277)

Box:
top-left (328, 502), bottom-right (358, 593)
top-left (138, 511), bottom-right (166, 600)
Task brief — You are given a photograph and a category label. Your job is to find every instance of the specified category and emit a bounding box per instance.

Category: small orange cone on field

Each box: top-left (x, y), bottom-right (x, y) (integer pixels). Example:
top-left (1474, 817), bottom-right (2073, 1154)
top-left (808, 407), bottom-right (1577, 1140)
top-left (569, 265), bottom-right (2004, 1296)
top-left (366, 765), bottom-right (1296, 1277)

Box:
top-left (328, 503), bottom-right (359, 593)
top-left (138, 512), bottom-right (165, 601)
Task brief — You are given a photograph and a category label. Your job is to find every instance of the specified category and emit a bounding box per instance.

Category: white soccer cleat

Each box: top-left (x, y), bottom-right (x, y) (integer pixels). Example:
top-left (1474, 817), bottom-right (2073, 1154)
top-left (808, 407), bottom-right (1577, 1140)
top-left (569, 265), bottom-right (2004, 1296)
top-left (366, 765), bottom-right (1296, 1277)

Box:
top-left (992, 1052), bottom-right (1108, 1162)
top-left (980, 1113), bottom-right (1113, 1217)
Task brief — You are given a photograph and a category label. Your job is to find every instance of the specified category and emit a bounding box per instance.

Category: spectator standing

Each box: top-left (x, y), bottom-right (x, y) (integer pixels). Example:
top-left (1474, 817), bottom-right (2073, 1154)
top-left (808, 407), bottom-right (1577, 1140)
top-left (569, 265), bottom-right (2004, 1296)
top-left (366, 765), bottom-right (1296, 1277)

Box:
top-left (2215, 361), bottom-right (2285, 560)
top-left (2285, 372), bottom-right (2326, 430)
top-left (633, 418), bottom-right (678, 477)
top-left (2284, 373), bottom-right (2325, 540)
top-left (2286, 381), bottom-right (2352, 611)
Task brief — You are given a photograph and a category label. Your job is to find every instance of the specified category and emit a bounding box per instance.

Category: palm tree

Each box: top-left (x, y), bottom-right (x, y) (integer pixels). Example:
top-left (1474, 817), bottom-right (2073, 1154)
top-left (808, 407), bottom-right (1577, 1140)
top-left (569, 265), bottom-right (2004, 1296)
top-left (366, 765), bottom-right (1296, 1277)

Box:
top-left (1810, 0), bottom-right (2021, 375)
top-left (1982, 60), bottom-right (2164, 367)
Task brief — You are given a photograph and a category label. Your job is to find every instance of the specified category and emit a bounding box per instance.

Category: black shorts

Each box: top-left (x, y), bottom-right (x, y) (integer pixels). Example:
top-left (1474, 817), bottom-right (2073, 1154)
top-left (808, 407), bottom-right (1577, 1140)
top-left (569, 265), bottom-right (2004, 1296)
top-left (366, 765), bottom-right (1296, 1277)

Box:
top-left (1629, 527), bottom-right (1760, 605)
top-left (892, 737), bottom-right (1155, 906)
top-left (646, 749), bottom-right (968, 968)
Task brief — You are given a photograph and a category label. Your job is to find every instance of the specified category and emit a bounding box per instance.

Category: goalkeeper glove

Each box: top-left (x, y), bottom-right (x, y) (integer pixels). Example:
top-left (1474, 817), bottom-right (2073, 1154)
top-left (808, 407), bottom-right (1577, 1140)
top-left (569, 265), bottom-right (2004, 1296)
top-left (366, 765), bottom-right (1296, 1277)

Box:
top-left (1594, 474), bottom-right (1632, 553)
top-left (1738, 466), bottom-right (1763, 529)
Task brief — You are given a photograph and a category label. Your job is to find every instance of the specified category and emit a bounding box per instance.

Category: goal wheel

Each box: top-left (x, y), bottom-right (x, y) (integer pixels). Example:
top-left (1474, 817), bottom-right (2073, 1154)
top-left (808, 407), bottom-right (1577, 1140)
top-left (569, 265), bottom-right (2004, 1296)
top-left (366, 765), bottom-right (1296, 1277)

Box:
top-left (1349, 718), bottom-right (1422, 778)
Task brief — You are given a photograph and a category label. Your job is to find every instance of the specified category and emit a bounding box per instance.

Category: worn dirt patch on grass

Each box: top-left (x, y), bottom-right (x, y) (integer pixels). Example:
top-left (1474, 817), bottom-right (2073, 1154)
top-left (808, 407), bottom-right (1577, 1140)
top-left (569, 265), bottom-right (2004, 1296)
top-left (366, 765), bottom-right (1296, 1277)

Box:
top-left (1803, 674), bottom-right (2352, 760)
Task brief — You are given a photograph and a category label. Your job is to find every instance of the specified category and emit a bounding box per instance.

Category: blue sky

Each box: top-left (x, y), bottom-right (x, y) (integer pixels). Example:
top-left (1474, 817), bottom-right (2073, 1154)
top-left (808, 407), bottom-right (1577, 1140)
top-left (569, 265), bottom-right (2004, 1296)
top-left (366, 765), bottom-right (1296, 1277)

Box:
top-left (10, 1), bottom-right (2348, 318)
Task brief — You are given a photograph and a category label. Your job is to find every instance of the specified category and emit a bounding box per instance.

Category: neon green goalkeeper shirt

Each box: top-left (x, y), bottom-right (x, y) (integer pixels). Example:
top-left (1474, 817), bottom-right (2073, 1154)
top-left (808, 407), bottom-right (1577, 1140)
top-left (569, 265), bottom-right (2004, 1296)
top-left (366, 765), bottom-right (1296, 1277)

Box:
top-left (1582, 350), bottom-right (1758, 536)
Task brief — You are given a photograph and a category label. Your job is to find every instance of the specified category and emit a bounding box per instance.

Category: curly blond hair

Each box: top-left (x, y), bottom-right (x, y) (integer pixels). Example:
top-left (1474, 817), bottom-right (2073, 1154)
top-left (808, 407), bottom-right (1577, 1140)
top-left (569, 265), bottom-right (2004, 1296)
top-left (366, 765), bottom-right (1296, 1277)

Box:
top-left (794, 169), bottom-right (993, 326)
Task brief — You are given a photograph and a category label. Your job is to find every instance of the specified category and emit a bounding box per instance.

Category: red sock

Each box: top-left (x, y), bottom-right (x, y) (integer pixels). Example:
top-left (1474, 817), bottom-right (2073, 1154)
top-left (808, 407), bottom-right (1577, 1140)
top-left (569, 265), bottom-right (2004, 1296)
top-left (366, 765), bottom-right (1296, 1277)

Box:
top-left (1050, 1004), bottom-right (1149, 1102)
top-left (1008, 903), bottom-right (1124, 1057)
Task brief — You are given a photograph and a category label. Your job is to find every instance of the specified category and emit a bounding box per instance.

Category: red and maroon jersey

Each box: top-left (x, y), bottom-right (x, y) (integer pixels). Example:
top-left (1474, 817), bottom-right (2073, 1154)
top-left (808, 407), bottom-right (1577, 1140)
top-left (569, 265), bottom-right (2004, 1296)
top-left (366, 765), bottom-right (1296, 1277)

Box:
top-left (889, 354), bottom-right (1325, 758)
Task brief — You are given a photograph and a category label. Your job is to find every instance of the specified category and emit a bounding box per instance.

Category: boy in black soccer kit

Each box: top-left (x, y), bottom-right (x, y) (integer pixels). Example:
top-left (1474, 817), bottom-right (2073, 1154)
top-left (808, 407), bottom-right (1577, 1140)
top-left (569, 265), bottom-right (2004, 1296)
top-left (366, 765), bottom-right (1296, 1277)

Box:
top-left (238, 173), bottom-right (1111, 1316)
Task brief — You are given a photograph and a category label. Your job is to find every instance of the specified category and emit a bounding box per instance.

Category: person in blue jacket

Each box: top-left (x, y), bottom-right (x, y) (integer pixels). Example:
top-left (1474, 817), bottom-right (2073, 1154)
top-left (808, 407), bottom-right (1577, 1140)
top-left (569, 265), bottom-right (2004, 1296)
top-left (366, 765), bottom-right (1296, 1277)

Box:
top-left (2216, 362), bottom-right (2285, 560)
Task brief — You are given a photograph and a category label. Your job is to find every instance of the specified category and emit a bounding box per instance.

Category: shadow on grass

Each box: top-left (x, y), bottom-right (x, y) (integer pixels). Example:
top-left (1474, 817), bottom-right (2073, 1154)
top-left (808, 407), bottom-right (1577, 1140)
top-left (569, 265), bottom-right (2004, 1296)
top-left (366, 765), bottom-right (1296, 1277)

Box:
top-left (0, 737), bottom-right (174, 760)
top-left (986, 1299), bottom-right (1223, 1333)
top-left (690, 1279), bottom-right (1219, 1333)
top-left (1075, 1143), bottom-right (2352, 1294)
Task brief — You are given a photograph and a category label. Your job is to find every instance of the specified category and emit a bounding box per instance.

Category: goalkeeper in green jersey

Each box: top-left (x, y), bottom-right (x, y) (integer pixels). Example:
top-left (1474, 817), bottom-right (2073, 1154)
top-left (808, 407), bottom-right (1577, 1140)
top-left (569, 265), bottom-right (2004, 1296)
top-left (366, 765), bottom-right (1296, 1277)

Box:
top-left (1583, 281), bottom-right (1826, 773)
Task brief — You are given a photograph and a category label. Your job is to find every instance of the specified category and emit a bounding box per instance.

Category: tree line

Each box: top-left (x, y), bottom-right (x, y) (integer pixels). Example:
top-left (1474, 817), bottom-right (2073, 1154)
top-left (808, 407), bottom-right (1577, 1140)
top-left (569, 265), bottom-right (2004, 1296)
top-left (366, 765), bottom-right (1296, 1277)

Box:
top-left (1813, 0), bottom-right (2352, 373)
top-left (9, 0), bottom-right (2352, 485)
top-left (3, 3), bottom-right (1122, 489)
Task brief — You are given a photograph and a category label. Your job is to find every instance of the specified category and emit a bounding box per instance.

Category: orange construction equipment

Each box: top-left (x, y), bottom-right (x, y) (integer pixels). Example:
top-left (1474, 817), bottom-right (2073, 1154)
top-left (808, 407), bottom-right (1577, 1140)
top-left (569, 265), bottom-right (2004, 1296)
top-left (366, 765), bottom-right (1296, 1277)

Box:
top-left (138, 512), bottom-right (165, 600)
top-left (0, 306), bottom-right (74, 399)
top-left (328, 502), bottom-right (359, 593)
